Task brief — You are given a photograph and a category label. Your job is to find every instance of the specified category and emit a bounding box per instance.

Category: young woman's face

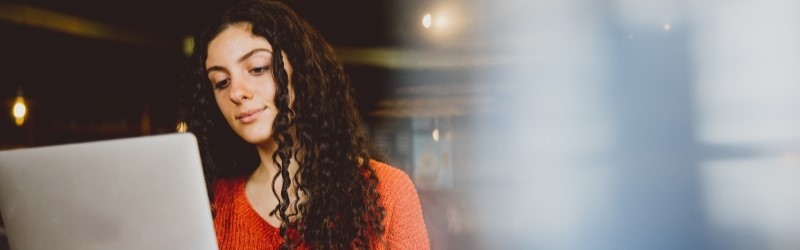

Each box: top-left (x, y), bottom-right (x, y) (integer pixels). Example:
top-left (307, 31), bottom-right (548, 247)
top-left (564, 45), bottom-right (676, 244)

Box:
top-left (205, 23), bottom-right (293, 145)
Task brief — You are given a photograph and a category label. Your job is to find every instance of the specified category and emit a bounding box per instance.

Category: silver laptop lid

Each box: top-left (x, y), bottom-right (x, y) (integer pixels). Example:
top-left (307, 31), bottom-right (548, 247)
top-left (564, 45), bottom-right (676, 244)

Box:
top-left (0, 133), bottom-right (217, 250)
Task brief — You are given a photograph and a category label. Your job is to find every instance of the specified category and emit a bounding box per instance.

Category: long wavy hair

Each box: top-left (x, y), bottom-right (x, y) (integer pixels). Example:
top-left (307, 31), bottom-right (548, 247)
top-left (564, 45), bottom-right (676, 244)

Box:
top-left (181, 0), bottom-right (385, 248)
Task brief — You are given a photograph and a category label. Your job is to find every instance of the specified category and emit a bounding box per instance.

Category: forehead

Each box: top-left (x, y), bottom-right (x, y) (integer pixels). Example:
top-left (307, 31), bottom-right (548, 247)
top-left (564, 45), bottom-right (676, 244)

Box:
top-left (206, 23), bottom-right (273, 64)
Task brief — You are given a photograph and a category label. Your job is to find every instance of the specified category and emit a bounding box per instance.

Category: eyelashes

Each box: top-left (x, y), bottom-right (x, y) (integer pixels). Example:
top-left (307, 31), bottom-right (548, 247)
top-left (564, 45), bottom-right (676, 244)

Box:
top-left (213, 79), bottom-right (230, 90)
top-left (250, 66), bottom-right (270, 75)
top-left (211, 65), bottom-right (271, 90)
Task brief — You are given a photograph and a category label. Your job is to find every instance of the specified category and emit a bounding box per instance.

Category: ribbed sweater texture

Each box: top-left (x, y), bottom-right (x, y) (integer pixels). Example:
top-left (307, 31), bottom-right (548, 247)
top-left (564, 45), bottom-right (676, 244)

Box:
top-left (212, 160), bottom-right (430, 249)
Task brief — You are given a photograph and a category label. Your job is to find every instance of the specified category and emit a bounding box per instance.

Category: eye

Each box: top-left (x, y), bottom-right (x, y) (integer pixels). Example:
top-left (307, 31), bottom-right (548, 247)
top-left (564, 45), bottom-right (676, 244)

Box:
top-left (250, 66), bottom-right (270, 75)
top-left (213, 78), bottom-right (230, 90)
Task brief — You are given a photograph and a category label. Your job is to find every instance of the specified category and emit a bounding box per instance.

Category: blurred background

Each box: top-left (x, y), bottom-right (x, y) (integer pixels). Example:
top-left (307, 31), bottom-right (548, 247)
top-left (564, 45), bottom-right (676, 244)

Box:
top-left (2, 0), bottom-right (800, 249)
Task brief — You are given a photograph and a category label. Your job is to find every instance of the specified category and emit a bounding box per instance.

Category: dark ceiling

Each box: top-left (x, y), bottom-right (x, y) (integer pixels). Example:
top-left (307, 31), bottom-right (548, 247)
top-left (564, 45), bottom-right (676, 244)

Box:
top-left (0, 0), bottom-right (403, 99)
top-left (1, 0), bottom-right (401, 45)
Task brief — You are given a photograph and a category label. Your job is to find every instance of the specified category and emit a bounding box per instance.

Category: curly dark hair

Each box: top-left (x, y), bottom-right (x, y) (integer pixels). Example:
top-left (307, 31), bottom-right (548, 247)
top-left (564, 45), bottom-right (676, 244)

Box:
top-left (181, 0), bottom-right (385, 248)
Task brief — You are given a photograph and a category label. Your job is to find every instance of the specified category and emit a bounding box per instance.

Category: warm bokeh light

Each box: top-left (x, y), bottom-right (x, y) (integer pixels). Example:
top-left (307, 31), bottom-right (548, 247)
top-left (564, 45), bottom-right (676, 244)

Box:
top-left (12, 96), bottom-right (27, 126)
top-left (422, 13), bottom-right (451, 30)
top-left (418, 3), bottom-right (465, 43)
top-left (432, 128), bottom-right (440, 142)
top-left (176, 121), bottom-right (188, 133)
top-left (183, 36), bottom-right (194, 56)
top-left (422, 13), bottom-right (432, 28)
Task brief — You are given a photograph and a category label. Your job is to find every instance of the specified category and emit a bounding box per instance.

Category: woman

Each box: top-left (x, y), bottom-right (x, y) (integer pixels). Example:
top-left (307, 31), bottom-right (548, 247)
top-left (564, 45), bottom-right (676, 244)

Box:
top-left (182, 0), bottom-right (430, 249)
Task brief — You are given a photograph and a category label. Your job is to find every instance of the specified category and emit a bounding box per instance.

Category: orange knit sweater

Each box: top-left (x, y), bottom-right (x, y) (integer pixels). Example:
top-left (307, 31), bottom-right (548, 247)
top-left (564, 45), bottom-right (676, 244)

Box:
top-left (212, 160), bottom-right (430, 249)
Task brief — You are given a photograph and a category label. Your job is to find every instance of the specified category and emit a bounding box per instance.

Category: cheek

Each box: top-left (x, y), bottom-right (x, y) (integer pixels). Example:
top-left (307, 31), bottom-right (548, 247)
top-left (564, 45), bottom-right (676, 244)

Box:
top-left (257, 79), bottom-right (278, 102)
top-left (213, 94), bottom-right (234, 119)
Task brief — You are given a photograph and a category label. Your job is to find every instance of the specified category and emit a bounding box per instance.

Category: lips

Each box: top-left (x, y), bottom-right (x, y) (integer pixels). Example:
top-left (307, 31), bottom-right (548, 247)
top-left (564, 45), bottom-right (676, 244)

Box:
top-left (236, 107), bottom-right (266, 124)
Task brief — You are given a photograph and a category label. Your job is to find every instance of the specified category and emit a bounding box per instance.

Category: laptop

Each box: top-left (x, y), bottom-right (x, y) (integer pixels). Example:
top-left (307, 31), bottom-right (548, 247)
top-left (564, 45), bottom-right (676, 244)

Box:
top-left (0, 133), bottom-right (217, 250)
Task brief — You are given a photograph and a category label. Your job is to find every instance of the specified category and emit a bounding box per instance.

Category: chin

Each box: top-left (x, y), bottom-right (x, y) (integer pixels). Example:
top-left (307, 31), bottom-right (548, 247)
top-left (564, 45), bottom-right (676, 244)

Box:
top-left (240, 133), bottom-right (272, 145)
top-left (234, 127), bottom-right (273, 145)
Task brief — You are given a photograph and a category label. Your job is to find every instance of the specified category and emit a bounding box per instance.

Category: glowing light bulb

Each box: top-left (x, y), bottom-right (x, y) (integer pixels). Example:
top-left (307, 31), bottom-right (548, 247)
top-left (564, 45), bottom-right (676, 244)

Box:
top-left (176, 121), bottom-right (188, 133)
top-left (12, 96), bottom-right (27, 126)
top-left (183, 36), bottom-right (194, 57)
top-left (432, 128), bottom-right (440, 142)
top-left (422, 13), bottom-right (432, 29)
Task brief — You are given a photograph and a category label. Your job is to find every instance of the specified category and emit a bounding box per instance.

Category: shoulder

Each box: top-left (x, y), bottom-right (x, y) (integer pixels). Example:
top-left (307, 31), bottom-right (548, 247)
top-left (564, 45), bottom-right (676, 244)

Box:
top-left (369, 160), bottom-right (416, 195)
top-left (213, 176), bottom-right (241, 191)
top-left (212, 176), bottom-right (246, 200)
top-left (369, 160), bottom-right (421, 211)
top-left (368, 160), bottom-right (431, 249)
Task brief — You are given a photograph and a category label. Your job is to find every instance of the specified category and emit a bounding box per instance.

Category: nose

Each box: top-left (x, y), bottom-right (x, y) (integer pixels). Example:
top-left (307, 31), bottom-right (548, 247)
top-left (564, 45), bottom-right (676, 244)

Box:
top-left (228, 76), bottom-right (252, 104)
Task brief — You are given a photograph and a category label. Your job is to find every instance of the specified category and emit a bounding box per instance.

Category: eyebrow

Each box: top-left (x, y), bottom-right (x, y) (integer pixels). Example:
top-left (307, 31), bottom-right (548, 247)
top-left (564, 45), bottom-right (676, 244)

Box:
top-left (206, 48), bottom-right (273, 73)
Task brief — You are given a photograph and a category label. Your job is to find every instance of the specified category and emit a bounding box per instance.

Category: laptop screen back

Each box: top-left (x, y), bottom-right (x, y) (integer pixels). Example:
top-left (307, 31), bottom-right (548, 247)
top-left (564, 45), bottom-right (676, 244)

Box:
top-left (0, 133), bottom-right (217, 250)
